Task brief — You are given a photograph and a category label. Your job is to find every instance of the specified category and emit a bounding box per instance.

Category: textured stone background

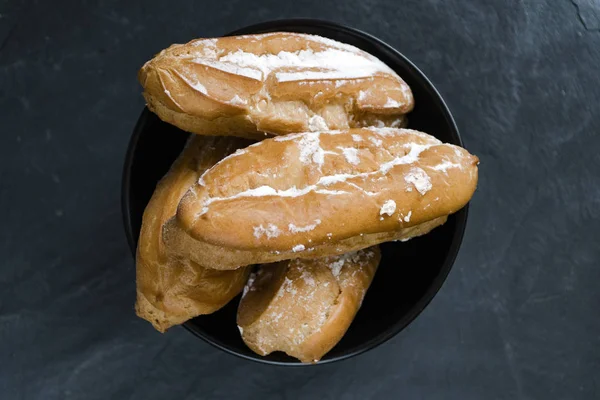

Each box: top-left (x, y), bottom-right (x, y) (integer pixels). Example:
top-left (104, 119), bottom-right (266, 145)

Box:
top-left (1, 0), bottom-right (599, 398)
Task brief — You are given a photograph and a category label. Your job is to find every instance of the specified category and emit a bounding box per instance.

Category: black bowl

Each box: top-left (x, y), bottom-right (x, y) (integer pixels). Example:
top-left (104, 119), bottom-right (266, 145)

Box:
top-left (122, 19), bottom-right (468, 365)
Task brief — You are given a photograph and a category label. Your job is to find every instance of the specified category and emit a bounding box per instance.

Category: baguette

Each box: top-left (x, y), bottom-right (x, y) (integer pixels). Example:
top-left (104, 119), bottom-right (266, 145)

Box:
top-left (173, 127), bottom-right (478, 268)
top-left (237, 247), bottom-right (381, 363)
top-left (135, 135), bottom-right (253, 332)
top-left (139, 32), bottom-right (413, 139)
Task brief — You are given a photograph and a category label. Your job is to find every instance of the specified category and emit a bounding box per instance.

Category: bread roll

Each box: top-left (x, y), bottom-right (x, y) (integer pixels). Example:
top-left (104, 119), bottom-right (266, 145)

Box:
top-left (172, 127), bottom-right (478, 269)
top-left (135, 135), bottom-right (253, 332)
top-left (237, 247), bottom-right (381, 363)
top-left (139, 32), bottom-right (413, 139)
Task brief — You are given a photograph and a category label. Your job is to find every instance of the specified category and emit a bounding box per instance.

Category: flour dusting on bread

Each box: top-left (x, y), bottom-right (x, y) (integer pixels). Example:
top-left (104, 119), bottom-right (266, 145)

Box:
top-left (237, 247), bottom-right (381, 363)
top-left (253, 223), bottom-right (281, 239)
top-left (194, 129), bottom-right (441, 215)
top-left (298, 132), bottom-right (325, 166)
top-left (209, 35), bottom-right (396, 83)
top-left (380, 200), bottom-right (397, 216)
top-left (404, 167), bottom-right (432, 195)
top-left (340, 147), bottom-right (360, 165)
top-left (289, 220), bottom-right (321, 233)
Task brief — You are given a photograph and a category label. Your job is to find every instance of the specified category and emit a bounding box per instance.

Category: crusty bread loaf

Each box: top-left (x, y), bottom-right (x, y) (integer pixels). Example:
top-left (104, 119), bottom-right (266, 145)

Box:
top-left (237, 247), bottom-right (381, 363)
top-left (135, 135), bottom-right (253, 332)
top-left (173, 127), bottom-right (478, 267)
top-left (139, 32), bottom-right (413, 139)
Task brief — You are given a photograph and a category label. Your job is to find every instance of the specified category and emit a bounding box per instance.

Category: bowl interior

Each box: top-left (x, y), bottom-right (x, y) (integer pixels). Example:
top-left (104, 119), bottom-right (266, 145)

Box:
top-left (123, 19), bottom-right (467, 365)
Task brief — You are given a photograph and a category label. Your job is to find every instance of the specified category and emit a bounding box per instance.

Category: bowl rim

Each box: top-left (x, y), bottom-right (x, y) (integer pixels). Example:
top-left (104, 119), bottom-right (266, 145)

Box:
top-left (122, 18), bottom-right (468, 366)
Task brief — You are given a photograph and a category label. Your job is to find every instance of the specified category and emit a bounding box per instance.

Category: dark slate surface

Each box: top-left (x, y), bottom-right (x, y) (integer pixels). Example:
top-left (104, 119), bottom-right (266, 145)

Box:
top-left (1, 0), bottom-right (599, 398)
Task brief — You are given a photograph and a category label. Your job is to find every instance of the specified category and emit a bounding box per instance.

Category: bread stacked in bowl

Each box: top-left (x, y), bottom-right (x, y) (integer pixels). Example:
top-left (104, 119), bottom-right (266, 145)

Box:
top-left (135, 32), bottom-right (479, 363)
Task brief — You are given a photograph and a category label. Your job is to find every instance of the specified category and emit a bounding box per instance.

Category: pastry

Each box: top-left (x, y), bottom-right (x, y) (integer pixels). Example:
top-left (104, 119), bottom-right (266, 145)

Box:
top-left (135, 134), bottom-right (253, 332)
top-left (139, 32), bottom-right (413, 139)
top-left (237, 247), bottom-right (380, 363)
top-left (170, 127), bottom-right (478, 270)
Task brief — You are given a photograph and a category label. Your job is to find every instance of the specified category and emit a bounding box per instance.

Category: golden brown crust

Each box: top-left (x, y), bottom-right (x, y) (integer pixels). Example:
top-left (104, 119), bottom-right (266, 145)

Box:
top-left (135, 135), bottom-right (253, 332)
top-left (139, 32), bottom-right (414, 138)
top-left (164, 214), bottom-right (446, 270)
top-left (176, 127), bottom-right (478, 257)
top-left (237, 247), bottom-right (381, 363)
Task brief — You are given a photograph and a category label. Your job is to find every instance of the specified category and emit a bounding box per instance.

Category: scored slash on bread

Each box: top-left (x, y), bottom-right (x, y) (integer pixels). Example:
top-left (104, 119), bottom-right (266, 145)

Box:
top-left (139, 32), bottom-right (413, 139)
top-left (174, 127), bottom-right (478, 263)
top-left (237, 247), bottom-right (380, 363)
top-left (135, 135), bottom-right (253, 332)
